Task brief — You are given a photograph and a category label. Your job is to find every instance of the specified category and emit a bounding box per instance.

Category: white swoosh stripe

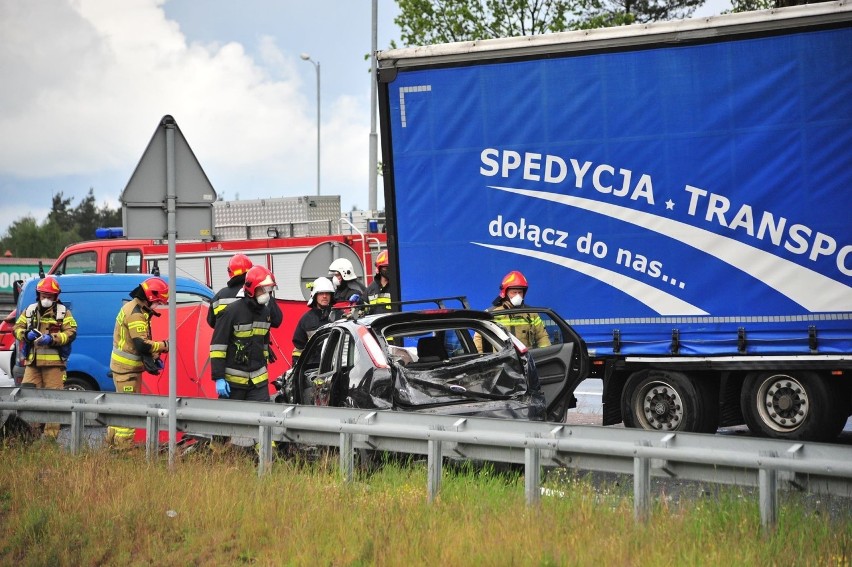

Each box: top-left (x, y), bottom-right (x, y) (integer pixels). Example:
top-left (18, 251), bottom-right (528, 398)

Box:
top-left (489, 185), bottom-right (852, 312)
top-left (473, 242), bottom-right (709, 315)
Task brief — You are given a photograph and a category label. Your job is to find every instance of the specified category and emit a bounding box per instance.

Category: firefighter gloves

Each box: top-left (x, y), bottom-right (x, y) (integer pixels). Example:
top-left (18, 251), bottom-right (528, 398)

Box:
top-left (215, 379), bottom-right (230, 398)
top-left (36, 334), bottom-right (53, 346)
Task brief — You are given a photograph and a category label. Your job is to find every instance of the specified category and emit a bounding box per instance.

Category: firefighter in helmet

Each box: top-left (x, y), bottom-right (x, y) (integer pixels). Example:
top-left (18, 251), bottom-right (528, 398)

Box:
top-left (108, 277), bottom-right (170, 447)
top-left (328, 257), bottom-right (367, 314)
top-left (366, 250), bottom-right (393, 314)
top-left (210, 265), bottom-right (278, 401)
top-left (13, 276), bottom-right (78, 439)
top-left (474, 270), bottom-right (551, 352)
top-left (207, 253), bottom-right (252, 328)
top-left (292, 277), bottom-right (338, 362)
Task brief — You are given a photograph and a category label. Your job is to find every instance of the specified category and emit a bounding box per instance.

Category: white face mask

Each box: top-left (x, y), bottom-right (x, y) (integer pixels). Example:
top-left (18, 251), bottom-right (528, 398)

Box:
top-left (332, 275), bottom-right (342, 289)
top-left (40, 298), bottom-right (55, 309)
top-left (256, 292), bottom-right (270, 305)
top-left (509, 294), bottom-right (524, 307)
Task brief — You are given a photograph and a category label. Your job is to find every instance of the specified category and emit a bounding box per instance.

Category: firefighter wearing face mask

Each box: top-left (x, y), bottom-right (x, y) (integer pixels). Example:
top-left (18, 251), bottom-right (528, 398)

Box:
top-left (13, 276), bottom-right (78, 439)
top-left (206, 254), bottom-right (282, 331)
top-left (474, 271), bottom-right (551, 352)
top-left (210, 265), bottom-right (278, 402)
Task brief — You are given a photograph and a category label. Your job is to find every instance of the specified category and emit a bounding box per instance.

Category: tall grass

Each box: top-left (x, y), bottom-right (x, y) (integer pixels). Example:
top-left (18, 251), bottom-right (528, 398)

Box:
top-left (0, 443), bottom-right (849, 566)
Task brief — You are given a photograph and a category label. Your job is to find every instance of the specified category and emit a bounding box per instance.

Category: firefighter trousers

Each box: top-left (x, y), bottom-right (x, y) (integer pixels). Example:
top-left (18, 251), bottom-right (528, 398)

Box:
top-left (21, 365), bottom-right (65, 439)
top-left (107, 371), bottom-right (141, 448)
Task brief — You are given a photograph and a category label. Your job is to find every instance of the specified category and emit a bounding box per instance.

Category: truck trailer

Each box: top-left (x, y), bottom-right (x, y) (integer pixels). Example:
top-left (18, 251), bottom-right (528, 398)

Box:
top-left (376, 4), bottom-right (852, 441)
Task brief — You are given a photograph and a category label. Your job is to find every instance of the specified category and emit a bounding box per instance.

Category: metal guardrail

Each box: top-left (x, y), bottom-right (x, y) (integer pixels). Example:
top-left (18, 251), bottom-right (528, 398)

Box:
top-left (2, 387), bottom-right (851, 531)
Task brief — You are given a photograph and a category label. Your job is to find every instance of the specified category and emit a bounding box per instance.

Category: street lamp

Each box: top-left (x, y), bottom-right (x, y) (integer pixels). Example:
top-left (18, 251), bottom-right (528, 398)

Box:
top-left (300, 53), bottom-right (320, 196)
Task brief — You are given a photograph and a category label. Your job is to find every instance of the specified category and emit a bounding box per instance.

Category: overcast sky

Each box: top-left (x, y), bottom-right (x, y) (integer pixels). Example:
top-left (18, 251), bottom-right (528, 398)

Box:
top-left (0, 0), bottom-right (730, 238)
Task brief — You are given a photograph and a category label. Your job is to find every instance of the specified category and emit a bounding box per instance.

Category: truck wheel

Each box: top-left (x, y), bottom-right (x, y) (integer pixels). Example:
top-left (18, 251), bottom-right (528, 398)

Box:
top-left (741, 371), bottom-right (844, 441)
top-left (63, 374), bottom-right (97, 391)
top-left (622, 369), bottom-right (716, 433)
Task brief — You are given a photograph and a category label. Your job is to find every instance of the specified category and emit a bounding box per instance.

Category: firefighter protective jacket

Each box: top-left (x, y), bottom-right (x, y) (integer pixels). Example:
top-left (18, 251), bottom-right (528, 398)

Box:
top-left (13, 302), bottom-right (77, 367)
top-left (489, 300), bottom-right (552, 349)
top-left (110, 298), bottom-right (168, 374)
top-left (206, 274), bottom-right (246, 328)
top-left (333, 279), bottom-right (368, 306)
top-left (366, 275), bottom-right (392, 314)
top-left (207, 275), bottom-right (284, 330)
top-left (292, 306), bottom-right (337, 360)
top-left (210, 297), bottom-right (274, 389)
top-left (474, 299), bottom-right (552, 352)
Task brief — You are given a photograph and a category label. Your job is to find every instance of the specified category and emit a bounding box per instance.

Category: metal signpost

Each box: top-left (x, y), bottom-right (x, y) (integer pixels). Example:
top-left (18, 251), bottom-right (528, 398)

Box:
top-left (120, 115), bottom-right (217, 467)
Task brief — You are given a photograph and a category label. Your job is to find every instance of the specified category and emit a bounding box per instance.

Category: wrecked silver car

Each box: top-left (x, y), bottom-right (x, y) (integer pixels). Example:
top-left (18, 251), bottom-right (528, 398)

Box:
top-left (281, 302), bottom-right (588, 422)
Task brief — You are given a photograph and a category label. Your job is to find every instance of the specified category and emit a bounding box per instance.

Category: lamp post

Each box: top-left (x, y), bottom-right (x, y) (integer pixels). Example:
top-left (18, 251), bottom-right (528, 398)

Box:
top-left (300, 53), bottom-right (320, 196)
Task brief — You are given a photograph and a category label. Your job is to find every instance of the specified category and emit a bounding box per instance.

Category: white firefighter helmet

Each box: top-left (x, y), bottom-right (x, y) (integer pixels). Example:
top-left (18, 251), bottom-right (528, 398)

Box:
top-left (328, 258), bottom-right (357, 281)
top-left (308, 277), bottom-right (336, 306)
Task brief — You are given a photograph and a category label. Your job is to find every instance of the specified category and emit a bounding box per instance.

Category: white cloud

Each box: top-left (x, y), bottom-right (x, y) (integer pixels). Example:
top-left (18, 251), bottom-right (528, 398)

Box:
top-left (0, 0), bottom-right (378, 236)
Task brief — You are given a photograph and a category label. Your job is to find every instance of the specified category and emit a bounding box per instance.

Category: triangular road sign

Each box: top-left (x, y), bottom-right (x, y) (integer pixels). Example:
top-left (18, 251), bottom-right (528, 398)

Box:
top-left (120, 115), bottom-right (217, 240)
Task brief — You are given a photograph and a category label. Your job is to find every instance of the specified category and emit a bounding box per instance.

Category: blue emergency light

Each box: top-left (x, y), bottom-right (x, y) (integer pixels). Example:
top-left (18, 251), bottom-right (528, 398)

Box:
top-left (95, 227), bottom-right (124, 239)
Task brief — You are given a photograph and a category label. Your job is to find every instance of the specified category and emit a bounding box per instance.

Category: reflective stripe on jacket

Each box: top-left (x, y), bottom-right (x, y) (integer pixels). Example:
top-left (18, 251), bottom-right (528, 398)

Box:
top-left (210, 297), bottom-right (275, 389)
top-left (366, 277), bottom-right (392, 314)
top-left (12, 303), bottom-right (77, 367)
top-left (111, 298), bottom-right (167, 374)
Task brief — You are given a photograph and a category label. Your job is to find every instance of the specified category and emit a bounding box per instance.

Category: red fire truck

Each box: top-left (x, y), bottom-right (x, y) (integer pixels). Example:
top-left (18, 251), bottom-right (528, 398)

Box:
top-left (1, 196), bottom-right (387, 395)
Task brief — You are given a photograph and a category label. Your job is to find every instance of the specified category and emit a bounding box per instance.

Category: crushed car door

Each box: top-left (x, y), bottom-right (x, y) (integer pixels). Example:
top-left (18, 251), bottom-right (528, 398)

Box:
top-left (497, 307), bottom-right (589, 422)
top-left (294, 328), bottom-right (356, 407)
top-left (295, 328), bottom-right (340, 406)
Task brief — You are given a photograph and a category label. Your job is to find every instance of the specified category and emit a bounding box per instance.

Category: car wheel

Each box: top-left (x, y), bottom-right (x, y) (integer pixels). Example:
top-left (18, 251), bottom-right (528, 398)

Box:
top-left (64, 373), bottom-right (97, 391)
top-left (622, 369), bottom-right (717, 433)
top-left (741, 371), bottom-right (845, 441)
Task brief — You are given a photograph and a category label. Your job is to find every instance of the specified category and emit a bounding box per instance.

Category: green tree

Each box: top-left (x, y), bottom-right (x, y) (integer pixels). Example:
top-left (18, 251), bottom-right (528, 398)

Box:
top-left (578, 0), bottom-right (703, 28)
top-left (0, 189), bottom-right (122, 258)
top-left (394, 0), bottom-right (573, 45)
top-left (0, 217), bottom-right (78, 258)
top-left (98, 203), bottom-right (122, 230)
top-left (73, 189), bottom-right (100, 240)
top-left (393, 0), bottom-right (707, 46)
top-left (47, 193), bottom-right (75, 232)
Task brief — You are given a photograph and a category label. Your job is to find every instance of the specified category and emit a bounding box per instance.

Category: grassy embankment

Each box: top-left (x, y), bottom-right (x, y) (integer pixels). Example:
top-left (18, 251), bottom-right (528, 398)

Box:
top-left (0, 443), bottom-right (849, 566)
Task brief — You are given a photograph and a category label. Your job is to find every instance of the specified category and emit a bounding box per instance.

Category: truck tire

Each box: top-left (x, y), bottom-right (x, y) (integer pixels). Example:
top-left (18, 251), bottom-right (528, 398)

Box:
top-left (622, 369), bottom-right (717, 433)
top-left (741, 371), bottom-right (845, 442)
top-left (63, 373), bottom-right (97, 392)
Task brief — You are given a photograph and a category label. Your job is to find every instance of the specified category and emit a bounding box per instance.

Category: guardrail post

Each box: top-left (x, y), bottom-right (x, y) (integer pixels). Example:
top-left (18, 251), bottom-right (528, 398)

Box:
top-left (634, 441), bottom-right (651, 522)
top-left (257, 425), bottom-right (273, 477)
top-left (759, 451), bottom-right (779, 532)
top-left (145, 415), bottom-right (159, 462)
top-left (69, 410), bottom-right (84, 455)
top-left (427, 438), bottom-right (442, 503)
top-left (340, 431), bottom-right (354, 483)
top-left (525, 445), bottom-right (541, 506)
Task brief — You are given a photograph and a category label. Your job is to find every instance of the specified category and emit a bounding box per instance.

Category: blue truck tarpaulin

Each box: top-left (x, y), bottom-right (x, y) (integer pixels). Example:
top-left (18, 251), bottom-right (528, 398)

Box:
top-left (384, 26), bottom-right (852, 356)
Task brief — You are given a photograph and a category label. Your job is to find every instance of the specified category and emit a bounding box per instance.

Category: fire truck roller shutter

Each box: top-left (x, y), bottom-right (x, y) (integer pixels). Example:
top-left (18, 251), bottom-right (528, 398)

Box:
top-left (298, 242), bottom-right (365, 302)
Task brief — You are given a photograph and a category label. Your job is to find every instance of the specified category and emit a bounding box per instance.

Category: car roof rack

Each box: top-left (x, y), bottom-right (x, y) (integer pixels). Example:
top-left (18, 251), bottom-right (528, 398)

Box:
top-left (339, 296), bottom-right (471, 321)
top-left (394, 296), bottom-right (470, 310)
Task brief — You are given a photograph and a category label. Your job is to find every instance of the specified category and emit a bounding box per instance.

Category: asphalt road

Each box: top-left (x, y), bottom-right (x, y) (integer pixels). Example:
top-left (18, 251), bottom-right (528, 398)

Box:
top-left (566, 378), bottom-right (852, 445)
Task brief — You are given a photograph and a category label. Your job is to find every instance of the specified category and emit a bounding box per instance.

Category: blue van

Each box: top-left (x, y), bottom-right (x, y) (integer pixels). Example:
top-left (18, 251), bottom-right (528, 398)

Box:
top-left (13, 274), bottom-right (212, 391)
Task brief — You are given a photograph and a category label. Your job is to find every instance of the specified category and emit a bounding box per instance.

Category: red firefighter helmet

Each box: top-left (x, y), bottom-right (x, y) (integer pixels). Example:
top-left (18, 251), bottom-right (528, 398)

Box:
top-left (244, 265), bottom-right (276, 298)
top-left (375, 250), bottom-right (389, 268)
top-left (227, 254), bottom-right (253, 278)
top-left (499, 270), bottom-right (528, 298)
top-left (36, 276), bottom-right (61, 296)
top-left (141, 277), bottom-right (169, 304)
